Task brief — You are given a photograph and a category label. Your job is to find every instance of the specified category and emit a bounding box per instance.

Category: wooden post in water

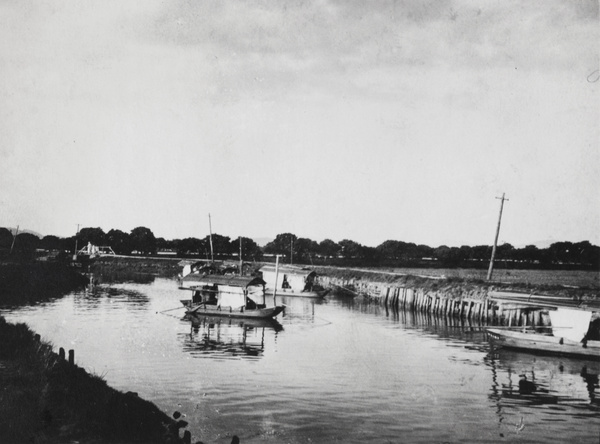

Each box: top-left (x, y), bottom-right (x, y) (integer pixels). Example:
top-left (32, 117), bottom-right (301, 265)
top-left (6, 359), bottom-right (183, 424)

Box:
top-left (487, 193), bottom-right (509, 281)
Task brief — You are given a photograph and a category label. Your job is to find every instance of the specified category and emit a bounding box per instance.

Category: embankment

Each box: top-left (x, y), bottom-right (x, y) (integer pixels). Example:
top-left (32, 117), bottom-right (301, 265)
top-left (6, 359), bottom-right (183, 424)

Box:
top-left (0, 261), bottom-right (89, 306)
top-left (91, 255), bottom-right (181, 279)
top-left (0, 317), bottom-right (189, 443)
top-left (316, 266), bottom-right (600, 328)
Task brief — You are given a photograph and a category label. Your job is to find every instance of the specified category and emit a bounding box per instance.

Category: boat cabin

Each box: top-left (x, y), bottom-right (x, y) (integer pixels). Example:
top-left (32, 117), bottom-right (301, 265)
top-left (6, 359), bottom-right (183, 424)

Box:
top-left (181, 275), bottom-right (267, 310)
top-left (259, 264), bottom-right (318, 292)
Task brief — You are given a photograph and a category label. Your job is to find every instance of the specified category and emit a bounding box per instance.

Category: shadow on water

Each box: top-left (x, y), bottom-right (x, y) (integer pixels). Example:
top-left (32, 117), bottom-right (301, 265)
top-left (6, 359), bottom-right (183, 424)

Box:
top-left (179, 313), bottom-right (283, 360)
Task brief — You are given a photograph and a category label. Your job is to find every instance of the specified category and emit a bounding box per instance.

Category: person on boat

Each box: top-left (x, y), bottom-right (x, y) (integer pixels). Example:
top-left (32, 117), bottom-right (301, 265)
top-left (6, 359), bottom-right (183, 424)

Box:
top-left (282, 275), bottom-right (290, 289)
top-left (245, 297), bottom-right (257, 310)
top-left (581, 317), bottom-right (600, 348)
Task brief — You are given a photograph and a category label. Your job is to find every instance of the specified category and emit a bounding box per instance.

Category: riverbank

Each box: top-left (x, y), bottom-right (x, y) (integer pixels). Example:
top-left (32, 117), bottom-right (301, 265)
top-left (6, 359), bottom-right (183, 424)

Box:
top-left (0, 261), bottom-right (89, 306)
top-left (0, 317), bottom-right (191, 443)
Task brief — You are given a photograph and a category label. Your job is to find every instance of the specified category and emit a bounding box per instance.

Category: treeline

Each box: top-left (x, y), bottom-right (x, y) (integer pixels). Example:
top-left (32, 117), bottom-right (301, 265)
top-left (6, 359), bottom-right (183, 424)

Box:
top-left (1, 227), bottom-right (598, 270)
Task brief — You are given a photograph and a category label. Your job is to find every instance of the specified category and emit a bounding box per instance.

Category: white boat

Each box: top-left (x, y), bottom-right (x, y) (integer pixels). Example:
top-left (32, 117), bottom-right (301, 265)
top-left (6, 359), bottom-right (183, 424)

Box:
top-left (487, 308), bottom-right (600, 360)
top-left (259, 264), bottom-right (329, 298)
top-left (179, 275), bottom-right (284, 319)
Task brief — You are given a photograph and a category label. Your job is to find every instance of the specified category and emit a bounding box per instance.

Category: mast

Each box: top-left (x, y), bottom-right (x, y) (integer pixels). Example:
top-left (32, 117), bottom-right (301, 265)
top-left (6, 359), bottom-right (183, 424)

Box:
top-left (290, 237), bottom-right (293, 265)
top-left (272, 254), bottom-right (281, 303)
top-left (208, 213), bottom-right (214, 263)
top-left (487, 193), bottom-right (509, 281)
top-left (239, 236), bottom-right (243, 275)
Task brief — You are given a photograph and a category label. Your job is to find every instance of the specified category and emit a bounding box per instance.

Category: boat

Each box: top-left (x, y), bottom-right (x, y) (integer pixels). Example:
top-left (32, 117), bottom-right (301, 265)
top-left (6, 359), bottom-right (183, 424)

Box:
top-left (486, 308), bottom-right (600, 360)
top-left (259, 264), bottom-right (330, 298)
top-left (179, 274), bottom-right (284, 319)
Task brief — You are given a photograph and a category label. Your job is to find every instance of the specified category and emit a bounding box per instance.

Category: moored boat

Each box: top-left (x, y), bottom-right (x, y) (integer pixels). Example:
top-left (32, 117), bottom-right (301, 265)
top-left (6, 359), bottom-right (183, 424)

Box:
top-left (259, 264), bottom-right (329, 298)
top-left (179, 274), bottom-right (284, 319)
top-left (487, 307), bottom-right (600, 360)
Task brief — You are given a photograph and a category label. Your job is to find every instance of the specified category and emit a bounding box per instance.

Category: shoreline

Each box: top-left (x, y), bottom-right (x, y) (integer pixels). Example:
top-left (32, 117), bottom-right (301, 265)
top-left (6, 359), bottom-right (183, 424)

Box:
top-left (0, 317), bottom-right (190, 443)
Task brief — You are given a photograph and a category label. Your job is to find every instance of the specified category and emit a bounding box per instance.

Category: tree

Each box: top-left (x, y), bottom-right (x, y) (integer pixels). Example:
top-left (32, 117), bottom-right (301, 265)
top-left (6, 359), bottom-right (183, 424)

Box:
top-left (294, 238), bottom-right (319, 263)
top-left (40, 235), bottom-right (62, 251)
top-left (233, 237), bottom-right (263, 261)
top-left (13, 233), bottom-right (40, 256)
top-left (318, 239), bottom-right (341, 258)
top-left (264, 233), bottom-right (297, 257)
top-left (338, 239), bottom-right (363, 258)
top-left (0, 227), bottom-right (13, 249)
top-left (204, 234), bottom-right (231, 258)
top-left (176, 237), bottom-right (203, 257)
top-left (130, 227), bottom-right (156, 255)
top-left (77, 227), bottom-right (106, 247)
top-left (106, 229), bottom-right (132, 255)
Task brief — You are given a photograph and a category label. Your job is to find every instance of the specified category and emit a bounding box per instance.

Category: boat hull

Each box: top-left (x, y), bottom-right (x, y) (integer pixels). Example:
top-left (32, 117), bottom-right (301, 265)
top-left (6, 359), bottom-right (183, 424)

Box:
top-left (266, 288), bottom-right (330, 298)
top-left (486, 328), bottom-right (600, 360)
top-left (181, 299), bottom-right (284, 319)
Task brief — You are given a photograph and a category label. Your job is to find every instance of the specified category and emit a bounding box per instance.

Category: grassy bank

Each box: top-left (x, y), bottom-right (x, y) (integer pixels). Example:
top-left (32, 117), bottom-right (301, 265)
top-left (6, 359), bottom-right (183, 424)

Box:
top-left (91, 256), bottom-right (181, 279)
top-left (0, 317), bottom-right (190, 443)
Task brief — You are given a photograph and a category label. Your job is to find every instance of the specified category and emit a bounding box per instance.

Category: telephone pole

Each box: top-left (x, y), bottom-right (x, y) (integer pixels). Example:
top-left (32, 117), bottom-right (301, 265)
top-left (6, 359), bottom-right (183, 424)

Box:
top-left (487, 193), bottom-right (508, 281)
top-left (9, 225), bottom-right (19, 254)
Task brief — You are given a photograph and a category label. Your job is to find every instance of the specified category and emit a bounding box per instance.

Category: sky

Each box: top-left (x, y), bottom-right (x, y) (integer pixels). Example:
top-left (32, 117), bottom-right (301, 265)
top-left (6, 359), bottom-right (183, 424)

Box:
top-left (1, 0), bottom-right (598, 248)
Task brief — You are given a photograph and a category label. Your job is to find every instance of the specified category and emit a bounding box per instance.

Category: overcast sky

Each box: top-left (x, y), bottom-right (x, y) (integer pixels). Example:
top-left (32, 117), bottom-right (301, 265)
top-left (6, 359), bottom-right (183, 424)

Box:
top-left (1, 0), bottom-right (598, 248)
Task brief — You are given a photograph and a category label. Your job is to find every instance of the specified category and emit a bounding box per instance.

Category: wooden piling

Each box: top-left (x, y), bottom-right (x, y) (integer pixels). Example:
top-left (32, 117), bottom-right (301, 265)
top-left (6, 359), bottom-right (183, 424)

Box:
top-left (69, 349), bottom-right (74, 365)
top-left (59, 347), bottom-right (65, 360)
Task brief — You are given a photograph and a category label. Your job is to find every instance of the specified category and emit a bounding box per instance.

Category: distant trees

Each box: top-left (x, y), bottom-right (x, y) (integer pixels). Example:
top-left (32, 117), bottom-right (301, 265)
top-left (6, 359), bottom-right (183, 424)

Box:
top-left (40, 235), bottom-right (62, 251)
top-left (0, 228), bottom-right (13, 250)
top-left (106, 229), bottom-right (132, 255)
top-left (130, 227), bottom-right (156, 255)
top-left (12, 233), bottom-right (40, 256)
top-left (77, 227), bottom-right (106, 248)
top-left (236, 237), bottom-right (263, 262)
top-left (1, 225), bottom-right (597, 270)
top-left (264, 233), bottom-right (297, 257)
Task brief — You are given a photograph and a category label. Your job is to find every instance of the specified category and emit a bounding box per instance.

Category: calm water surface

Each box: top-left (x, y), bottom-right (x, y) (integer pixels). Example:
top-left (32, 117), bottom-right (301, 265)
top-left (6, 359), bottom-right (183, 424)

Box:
top-left (2, 277), bottom-right (599, 443)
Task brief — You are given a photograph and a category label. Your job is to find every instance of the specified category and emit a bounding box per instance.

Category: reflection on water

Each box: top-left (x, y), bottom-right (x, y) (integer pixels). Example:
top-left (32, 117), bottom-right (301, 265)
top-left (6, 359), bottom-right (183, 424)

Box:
top-left (180, 314), bottom-right (283, 360)
top-left (2, 277), bottom-right (599, 443)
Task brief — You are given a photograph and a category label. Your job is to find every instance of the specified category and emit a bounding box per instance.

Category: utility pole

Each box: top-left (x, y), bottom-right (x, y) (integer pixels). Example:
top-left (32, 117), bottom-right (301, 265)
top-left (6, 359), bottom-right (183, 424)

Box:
top-left (487, 193), bottom-right (509, 281)
top-left (9, 225), bottom-right (19, 254)
top-left (73, 224), bottom-right (80, 260)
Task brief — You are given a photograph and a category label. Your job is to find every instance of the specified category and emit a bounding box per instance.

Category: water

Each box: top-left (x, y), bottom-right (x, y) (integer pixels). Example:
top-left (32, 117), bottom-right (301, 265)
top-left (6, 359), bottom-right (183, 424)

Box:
top-left (2, 277), bottom-right (599, 443)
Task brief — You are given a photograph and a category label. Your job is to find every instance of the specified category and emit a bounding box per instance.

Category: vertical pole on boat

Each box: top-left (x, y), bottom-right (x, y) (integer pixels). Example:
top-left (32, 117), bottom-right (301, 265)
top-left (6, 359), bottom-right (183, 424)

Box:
top-left (487, 193), bottom-right (508, 281)
top-left (273, 254), bottom-right (280, 303)
top-left (9, 225), bottom-right (19, 255)
top-left (239, 237), bottom-right (243, 275)
top-left (208, 213), bottom-right (214, 263)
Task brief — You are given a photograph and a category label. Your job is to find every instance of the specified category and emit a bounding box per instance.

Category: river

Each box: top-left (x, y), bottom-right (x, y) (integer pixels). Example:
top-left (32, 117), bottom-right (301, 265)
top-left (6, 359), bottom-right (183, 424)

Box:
top-left (2, 276), bottom-right (598, 443)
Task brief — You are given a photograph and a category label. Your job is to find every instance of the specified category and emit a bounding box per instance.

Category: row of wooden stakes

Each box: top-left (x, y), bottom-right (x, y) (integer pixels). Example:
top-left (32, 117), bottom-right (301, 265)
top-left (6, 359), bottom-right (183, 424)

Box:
top-left (325, 277), bottom-right (551, 327)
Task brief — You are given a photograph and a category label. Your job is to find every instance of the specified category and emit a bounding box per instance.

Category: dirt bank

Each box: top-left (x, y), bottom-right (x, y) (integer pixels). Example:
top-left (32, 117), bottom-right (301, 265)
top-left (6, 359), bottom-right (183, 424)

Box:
top-left (313, 265), bottom-right (600, 301)
top-left (0, 317), bottom-right (197, 444)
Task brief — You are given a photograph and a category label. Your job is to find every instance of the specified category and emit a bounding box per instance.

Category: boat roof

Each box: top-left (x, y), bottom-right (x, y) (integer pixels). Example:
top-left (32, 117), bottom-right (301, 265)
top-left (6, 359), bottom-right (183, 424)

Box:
top-left (182, 274), bottom-right (266, 288)
top-left (259, 264), bottom-right (316, 276)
